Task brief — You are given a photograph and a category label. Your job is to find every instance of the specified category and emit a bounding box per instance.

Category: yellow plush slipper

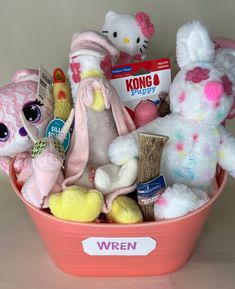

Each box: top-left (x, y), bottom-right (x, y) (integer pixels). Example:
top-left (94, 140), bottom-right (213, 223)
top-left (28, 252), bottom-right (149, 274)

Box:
top-left (49, 186), bottom-right (103, 222)
top-left (107, 196), bottom-right (143, 224)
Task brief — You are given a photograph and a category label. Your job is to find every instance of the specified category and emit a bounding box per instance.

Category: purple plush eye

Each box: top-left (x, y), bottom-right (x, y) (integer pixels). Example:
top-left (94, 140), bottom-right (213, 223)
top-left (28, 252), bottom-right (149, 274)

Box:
top-left (23, 100), bottom-right (42, 123)
top-left (0, 123), bottom-right (10, 142)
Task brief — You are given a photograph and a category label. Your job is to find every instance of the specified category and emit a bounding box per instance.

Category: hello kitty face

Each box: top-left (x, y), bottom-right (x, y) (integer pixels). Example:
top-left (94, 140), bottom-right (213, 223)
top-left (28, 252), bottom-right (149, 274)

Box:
top-left (0, 70), bottom-right (53, 157)
top-left (102, 11), bottom-right (155, 57)
top-left (169, 21), bottom-right (234, 125)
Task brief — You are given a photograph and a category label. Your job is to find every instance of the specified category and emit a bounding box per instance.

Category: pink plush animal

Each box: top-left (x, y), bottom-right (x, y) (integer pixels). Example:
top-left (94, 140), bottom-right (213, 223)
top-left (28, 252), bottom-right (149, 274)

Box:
top-left (65, 31), bottom-right (137, 212)
top-left (0, 69), bottom-right (53, 183)
top-left (20, 109), bottom-right (74, 208)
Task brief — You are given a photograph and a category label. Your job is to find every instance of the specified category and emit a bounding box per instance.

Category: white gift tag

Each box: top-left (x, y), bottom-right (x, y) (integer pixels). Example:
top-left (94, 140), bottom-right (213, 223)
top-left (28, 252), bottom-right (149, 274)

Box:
top-left (36, 65), bottom-right (53, 105)
top-left (82, 237), bottom-right (157, 256)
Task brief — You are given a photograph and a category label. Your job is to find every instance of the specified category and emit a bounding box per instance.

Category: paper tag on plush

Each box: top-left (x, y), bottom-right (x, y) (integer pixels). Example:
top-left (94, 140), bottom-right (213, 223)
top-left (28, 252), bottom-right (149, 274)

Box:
top-left (45, 118), bottom-right (71, 152)
top-left (82, 237), bottom-right (157, 256)
top-left (111, 58), bottom-right (171, 110)
top-left (36, 65), bottom-right (53, 105)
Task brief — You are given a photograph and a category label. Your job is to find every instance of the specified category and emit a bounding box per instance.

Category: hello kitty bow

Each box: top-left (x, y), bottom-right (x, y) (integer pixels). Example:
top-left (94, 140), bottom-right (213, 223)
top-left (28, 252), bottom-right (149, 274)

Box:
top-left (135, 12), bottom-right (155, 38)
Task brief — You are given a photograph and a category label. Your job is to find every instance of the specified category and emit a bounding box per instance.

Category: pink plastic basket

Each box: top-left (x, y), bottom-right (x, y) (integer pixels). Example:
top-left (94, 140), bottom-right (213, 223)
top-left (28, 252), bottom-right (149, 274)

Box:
top-left (10, 166), bottom-right (228, 277)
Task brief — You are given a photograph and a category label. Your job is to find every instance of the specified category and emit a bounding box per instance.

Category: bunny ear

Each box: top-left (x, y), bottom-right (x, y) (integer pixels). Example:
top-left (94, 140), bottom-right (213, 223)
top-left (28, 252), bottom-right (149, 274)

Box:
top-left (20, 111), bottom-right (39, 143)
top-left (12, 69), bottom-right (39, 83)
top-left (176, 21), bottom-right (215, 68)
top-left (57, 109), bottom-right (75, 143)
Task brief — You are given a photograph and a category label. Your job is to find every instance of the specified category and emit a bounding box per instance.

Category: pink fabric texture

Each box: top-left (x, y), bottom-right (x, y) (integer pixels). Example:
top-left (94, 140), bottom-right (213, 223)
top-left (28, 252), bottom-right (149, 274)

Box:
top-left (13, 152), bottom-right (33, 184)
top-left (204, 81), bottom-right (223, 103)
top-left (70, 62), bottom-right (81, 83)
top-left (32, 151), bottom-right (62, 203)
top-left (0, 69), bottom-right (52, 178)
top-left (214, 37), bottom-right (235, 49)
top-left (11, 69), bottom-right (39, 83)
top-left (135, 12), bottom-right (155, 38)
top-left (221, 75), bottom-right (233, 96)
top-left (117, 52), bottom-right (142, 65)
top-left (186, 67), bottom-right (209, 83)
top-left (213, 38), bottom-right (235, 120)
top-left (227, 102), bottom-right (235, 119)
top-left (100, 55), bottom-right (113, 79)
top-left (0, 157), bottom-right (11, 175)
top-left (63, 77), bottom-right (136, 211)
top-left (70, 31), bottom-right (119, 64)
top-left (102, 184), bottom-right (137, 213)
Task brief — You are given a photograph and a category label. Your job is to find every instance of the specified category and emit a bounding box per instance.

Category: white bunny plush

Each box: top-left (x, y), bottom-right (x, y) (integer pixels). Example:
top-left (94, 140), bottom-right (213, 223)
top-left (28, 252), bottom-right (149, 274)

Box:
top-left (108, 21), bottom-right (235, 192)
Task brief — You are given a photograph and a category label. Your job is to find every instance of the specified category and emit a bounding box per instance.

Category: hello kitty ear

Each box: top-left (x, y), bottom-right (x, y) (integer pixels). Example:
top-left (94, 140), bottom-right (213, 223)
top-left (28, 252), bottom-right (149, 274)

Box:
top-left (12, 69), bottom-right (39, 83)
top-left (104, 11), bottom-right (119, 22)
top-left (176, 21), bottom-right (215, 68)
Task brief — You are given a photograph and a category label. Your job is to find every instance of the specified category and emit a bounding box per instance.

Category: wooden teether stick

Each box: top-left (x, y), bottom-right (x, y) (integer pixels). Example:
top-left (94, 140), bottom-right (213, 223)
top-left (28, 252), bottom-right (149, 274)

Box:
top-left (137, 133), bottom-right (169, 221)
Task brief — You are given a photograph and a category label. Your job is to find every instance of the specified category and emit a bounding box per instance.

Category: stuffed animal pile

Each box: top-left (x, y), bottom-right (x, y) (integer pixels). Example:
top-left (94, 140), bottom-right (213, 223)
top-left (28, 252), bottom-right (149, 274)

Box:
top-left (1, 12), bottom-right (235, 224)
top-left (108, 21), bottom-right (235, 219)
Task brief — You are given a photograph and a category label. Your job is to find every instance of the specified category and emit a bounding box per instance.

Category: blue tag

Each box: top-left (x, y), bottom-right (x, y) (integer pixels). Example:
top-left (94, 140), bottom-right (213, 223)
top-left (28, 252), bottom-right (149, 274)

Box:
top-left (45, 118), bottom-right (71, 153)
top-left (137, 175), bottom-right (166, 198)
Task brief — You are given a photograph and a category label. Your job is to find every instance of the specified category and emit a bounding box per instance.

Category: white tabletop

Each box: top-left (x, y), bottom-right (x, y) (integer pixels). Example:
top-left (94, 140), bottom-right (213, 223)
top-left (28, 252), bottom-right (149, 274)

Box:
top-left (0, 174), bottom-right (234, 289)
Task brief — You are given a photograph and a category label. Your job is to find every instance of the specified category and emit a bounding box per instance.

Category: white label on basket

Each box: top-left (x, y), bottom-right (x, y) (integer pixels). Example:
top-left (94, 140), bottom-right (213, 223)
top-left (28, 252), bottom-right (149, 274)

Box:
top-left (82, 237), bottom-right (157, 256)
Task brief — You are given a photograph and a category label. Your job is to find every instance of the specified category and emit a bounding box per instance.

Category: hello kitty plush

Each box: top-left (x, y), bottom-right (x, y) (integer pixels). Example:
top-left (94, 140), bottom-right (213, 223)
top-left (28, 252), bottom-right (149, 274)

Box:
top-left (108, 21), bottom-right (235, 192)
top-left (0, 69), bottom-right (53, 183)
top-left (102, 11), bottom-right (155, 65)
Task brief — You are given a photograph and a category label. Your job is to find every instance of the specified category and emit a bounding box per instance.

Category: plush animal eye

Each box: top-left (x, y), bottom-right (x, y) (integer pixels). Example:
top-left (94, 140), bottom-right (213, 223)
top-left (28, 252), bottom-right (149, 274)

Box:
top-left (136, 37), bottom-right (140, 43)
top-left (23, 100), bottom-right (42, 123)
top-left (113, 32), bottom-right (117, 38)
top-left (0, 123), bottom-right (10, 142)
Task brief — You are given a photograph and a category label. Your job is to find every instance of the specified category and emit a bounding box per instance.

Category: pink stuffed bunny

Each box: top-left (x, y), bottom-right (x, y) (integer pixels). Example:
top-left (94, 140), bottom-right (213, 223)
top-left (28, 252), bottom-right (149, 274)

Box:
top-left (20, 109), bottom-right (74, 208)
top-left (0, 69), bottom-right (53, 183)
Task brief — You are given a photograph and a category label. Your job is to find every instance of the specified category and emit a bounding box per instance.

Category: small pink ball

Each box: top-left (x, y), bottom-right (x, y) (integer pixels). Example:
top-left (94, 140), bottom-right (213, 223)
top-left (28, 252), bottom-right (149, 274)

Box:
top-left (134, 100), bottom-right (158, 128)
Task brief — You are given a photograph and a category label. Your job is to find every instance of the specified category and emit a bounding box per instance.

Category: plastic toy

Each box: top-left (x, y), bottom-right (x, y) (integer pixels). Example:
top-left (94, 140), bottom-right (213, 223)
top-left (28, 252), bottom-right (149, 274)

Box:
top-left (133, 100), bottom-right (158, 128)
top-left (102, 11), bottom-right (155, 65)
